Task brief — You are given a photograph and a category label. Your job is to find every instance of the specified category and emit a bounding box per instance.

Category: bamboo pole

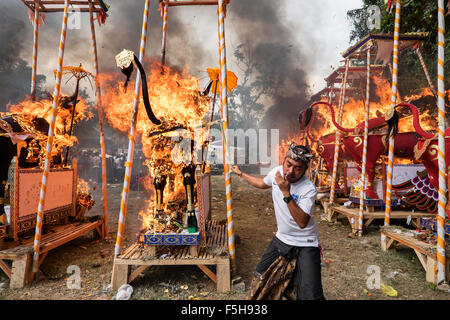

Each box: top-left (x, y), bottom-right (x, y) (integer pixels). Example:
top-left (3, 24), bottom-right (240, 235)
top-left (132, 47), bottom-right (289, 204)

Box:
top-left (31, 0), bottom-right (39, 101)
top-left (384, 0), bottom-right (401, 229)
top-left (415, 47), bottom-right (437, 97)
top-left (32, 0), bottom-right (69, 273)
top-left (436, 0), bottom-right (446, 285)
top-left (115, 0), bottom-right (150, 256)
top-left (89, 1), bottom-right (109, 238)
top-left (217, 0), bottom-right (235, 266)
top-left (161, 0), bottom-right (169, 66)
top-left (358, 46), bottom-right (371, 236)
top-left (329, 59), bottom-right (349, 204)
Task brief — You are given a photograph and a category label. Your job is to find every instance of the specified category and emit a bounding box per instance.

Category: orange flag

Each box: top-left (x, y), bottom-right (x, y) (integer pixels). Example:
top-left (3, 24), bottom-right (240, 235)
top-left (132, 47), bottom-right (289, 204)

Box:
top-left (207, 68), bottom-right (238, 94)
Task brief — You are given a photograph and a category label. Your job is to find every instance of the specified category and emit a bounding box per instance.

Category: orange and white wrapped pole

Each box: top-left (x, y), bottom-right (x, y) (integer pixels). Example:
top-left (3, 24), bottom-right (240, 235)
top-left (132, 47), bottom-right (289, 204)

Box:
top-left (31, 0), bottom-right (39, 101)
top-left (436, 0), bottom-right (446, 284)
top-left (115, 0), bottom-right (150, 256)
top-left (32, 0), bottom-right (69, 272)
top-left (329, 59), bottom-right (349, 204)
top-left (89, 1), bottom-right (109, 238)
top-left (161, 0), bottom-right (169, 66)
top-left (384, 0), bottom-right (401, 229)
top-left (218, 0), bottom-right (235, 264)
top-left (358, 46), bottom-right (371, 236)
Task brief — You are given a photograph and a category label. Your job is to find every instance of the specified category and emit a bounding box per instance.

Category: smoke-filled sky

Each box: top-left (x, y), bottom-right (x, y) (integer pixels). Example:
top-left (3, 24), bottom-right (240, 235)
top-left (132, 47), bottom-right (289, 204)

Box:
top-left (0, 0), bottom-right (362, 134)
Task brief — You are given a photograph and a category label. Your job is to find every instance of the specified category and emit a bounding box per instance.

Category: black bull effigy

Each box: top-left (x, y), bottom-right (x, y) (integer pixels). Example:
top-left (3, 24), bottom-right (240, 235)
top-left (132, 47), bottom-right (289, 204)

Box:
top-left (299, 101), bottom-right (447, 213)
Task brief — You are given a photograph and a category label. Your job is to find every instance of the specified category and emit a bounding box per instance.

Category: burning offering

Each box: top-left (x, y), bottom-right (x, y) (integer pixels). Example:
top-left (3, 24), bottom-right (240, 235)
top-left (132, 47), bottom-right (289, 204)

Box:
top-left (108, 50), bottom-right (213, 242)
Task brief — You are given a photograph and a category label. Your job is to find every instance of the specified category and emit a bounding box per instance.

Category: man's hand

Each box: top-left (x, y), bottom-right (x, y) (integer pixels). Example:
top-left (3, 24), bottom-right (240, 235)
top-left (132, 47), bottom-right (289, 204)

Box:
top-left (275, 171), bottom-right (291, 196)
top-left (231, 165), bottom-right (242, 177)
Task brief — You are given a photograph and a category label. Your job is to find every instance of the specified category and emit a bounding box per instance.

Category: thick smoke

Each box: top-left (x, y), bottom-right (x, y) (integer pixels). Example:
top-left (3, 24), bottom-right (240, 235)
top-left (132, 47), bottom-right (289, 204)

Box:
top-left (0, 0), bottom-right (314, 139)
top-left (0, 1), bottom-right (215, 101)
top-left (0, 2), bottom-right (46, 111)
top-left (228, 0), bottom-right (311, 138)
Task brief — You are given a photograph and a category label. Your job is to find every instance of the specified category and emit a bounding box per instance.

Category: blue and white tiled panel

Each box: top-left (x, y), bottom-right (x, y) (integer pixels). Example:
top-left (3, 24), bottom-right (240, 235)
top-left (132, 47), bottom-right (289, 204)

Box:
top-left (349, 196), bottom-right (403, 206)
top-left (143, 232), bottom-right (200, 245)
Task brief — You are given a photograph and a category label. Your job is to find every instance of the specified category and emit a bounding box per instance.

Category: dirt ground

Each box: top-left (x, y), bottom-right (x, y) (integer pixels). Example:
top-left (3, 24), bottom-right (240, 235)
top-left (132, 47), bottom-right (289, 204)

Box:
top-left (0, 174), bottom-right (450, 300)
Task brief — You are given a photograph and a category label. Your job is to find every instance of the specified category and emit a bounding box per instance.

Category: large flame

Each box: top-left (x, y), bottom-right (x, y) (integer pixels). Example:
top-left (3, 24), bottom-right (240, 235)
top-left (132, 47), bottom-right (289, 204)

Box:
top-left (310, 77), bottom-right (443, 139)
top-left (4, 93), bottom-right (93, 166)
top-left (280, 78), bottom-right (450, 174)
top-left (101, 60), bottom-right (211, 232)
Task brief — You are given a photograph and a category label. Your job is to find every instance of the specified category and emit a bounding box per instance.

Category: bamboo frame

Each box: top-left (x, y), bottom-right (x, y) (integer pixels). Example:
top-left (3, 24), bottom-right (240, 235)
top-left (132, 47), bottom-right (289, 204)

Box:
top-left (19, 0), bottom-right (109, 240)
top-left (165, 0), bottom-right (229, 6)
top-left (21, 0), bottom-right (104, 12)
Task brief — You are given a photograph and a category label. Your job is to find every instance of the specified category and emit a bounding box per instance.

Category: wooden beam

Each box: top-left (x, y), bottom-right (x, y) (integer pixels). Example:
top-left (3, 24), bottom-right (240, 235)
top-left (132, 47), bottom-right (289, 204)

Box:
top-left (10, 254), bottom-right (32, 289)
top-left (380, 236), bottom-right (395, 251)
top-left (197, 264), bottom-right (217, 283)
top-left (168, 0), bottom-right (229, 6)
top-left (111, 263), bottom-right (130, 291)
top-left (0, 259), bottom-right (11, 279)
top-left (34, 8), bottom-right (102, 12)
top-left (381, 230), bottom-right (432, 257)
top-left (128, 265), bottom-right (149, 283)
top-left (216, 260), bottom-right (231, 293)
top-left (38, 251), bottom-right (48, 268)
top-left (21, 0), bottom-right (103, 12)
top-left (364, 217), bottom-right (375, 227)
top-left (414, 249), bottom-right (428, 270)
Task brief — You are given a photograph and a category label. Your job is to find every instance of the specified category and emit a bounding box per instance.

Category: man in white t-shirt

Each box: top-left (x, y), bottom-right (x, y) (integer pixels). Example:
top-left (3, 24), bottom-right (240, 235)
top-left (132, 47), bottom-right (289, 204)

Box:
top-left (231, 143), bottom-right (324, 300)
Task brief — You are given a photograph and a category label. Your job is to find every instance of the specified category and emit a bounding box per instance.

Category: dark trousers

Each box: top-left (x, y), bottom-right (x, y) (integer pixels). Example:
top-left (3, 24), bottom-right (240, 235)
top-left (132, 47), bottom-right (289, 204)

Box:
top-left (255, 236), bottom-right (325, 300)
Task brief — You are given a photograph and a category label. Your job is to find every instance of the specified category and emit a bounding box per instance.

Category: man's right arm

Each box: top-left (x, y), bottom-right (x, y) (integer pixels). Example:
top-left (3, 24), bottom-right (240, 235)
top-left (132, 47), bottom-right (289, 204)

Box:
top-left (231, 165), bottom-right (271, 189)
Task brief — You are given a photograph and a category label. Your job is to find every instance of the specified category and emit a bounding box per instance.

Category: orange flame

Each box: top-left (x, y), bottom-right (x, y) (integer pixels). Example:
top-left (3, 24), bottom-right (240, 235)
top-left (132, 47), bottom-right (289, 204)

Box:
top-left (4, 94), bottom-right (93, 166)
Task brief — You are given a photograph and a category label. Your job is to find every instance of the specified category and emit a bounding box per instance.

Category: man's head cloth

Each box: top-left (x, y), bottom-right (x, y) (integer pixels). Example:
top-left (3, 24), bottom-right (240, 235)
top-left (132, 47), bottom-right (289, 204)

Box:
top-left (286, 143), bottom-right (313, 165)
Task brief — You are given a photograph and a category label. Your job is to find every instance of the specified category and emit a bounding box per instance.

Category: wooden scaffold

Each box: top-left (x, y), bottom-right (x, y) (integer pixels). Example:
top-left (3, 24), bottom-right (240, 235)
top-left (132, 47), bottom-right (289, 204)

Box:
top-left (0, 0), bottom-right (111, 286)
top-left (111, 0), bottom-right (234, 293)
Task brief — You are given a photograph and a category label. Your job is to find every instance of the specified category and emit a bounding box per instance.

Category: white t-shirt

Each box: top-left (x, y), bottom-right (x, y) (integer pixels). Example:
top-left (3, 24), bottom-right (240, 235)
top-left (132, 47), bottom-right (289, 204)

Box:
top-left (263, 165), bottom-right (319, 247)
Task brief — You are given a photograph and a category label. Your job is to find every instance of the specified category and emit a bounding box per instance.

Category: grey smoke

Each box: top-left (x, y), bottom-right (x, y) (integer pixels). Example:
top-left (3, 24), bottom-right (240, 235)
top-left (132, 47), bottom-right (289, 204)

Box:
top-left (0, 0), bottom-right (316, 139)
top-left (0, 2), bottom-right (46, 110)
top-left (227, 0), bottom-right (311, 138)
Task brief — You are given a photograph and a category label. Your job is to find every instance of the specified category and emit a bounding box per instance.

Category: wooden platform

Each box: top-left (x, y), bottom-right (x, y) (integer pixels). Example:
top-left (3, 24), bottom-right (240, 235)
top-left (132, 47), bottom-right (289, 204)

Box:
top-left (0, 219), bottom-right (103, 288)
top-left (111, 219), bottom-right (231, 292)
top-left (328, 205), bottom-right (435, 234)
top-left (380, 225), bottom-right (450, 284)
top-left (320, 198), bottom-right (348, 217)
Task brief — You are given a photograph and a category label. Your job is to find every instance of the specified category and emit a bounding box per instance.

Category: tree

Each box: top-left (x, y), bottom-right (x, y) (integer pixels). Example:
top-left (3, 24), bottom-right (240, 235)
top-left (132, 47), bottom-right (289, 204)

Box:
top-left (224, 44), bottom-right (268, 131)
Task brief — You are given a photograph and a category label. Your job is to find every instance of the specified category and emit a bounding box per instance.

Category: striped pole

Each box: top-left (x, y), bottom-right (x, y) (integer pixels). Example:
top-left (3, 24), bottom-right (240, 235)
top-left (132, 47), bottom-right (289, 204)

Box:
top-left (31, 0), bottom-right (39, 101)
top-left (32, 0), bottom-right (69, 273)
top-left (218, 0), bottom-right (235, 264)
top-left (161, 0), bottom-right (169, 66)
top-left (384, 0), bottom-right (401, 228)
top-left (358, 47), bottom-right (371, 236)
top-left (115, 0), bottom-right (150, 256)
top-left (415, 47), bottom-right (437, 97)
top-left (436, 0), bottom-right (446, 284)
top-left (328, 83), bottom-right (335, 105)
top-left (329, 59), bottom-right (349, 204)
top-left (89, 1), bottom-right (109, 238)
